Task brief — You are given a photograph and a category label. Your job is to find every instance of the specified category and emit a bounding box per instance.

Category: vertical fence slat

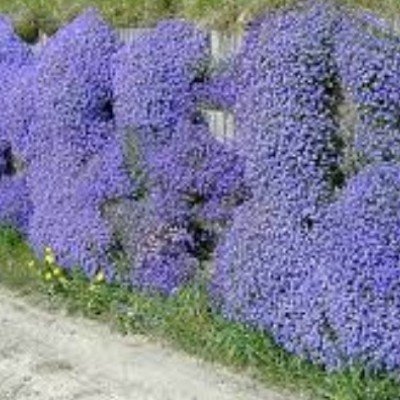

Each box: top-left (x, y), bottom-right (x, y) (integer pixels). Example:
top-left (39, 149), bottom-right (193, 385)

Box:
top-left (116, 28), bottom-right (152, 44)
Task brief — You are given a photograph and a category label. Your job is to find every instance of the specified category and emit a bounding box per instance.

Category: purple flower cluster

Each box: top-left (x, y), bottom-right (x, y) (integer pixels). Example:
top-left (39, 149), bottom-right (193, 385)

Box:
top-left (1, 2), bottom-right (399, 372)
top-left (131, 217), bottom-right (198, 295)
top-left (0, 16), bottom-right (32, 66)
top-left (334, 12), bottom-right (400, 164)
top-left (25, 9), bottom-right (130, 278)
top-left (146, 119), bottom-right (246, 226)
top-left (102, 198), bottom-right (199, 294)
top-left (211, 2), bottom-right (400, 371)
top-left (113, 20), bottom-right (246, 293)
top-left (0, 12), bottom-right (245, 295)
top-left (212, 0), bottom-right (339, 316)
top-left (0, 17), bottom-right (33, 233)
top-left (0, 142), bottom-right (31, 232)
top-left (307, 163), bottom-right (400, 370)
top-left (113, 20), bottom-right (210, 138)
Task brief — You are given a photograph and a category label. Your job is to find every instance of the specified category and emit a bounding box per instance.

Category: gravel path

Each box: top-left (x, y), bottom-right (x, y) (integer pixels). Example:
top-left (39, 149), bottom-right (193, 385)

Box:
top-left (0, 287), bottom-right (307, 400)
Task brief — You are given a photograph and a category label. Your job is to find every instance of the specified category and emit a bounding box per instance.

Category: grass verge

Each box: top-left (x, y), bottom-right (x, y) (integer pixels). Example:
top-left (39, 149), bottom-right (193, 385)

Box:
top-left (0, 226), bottom-right (399, 400)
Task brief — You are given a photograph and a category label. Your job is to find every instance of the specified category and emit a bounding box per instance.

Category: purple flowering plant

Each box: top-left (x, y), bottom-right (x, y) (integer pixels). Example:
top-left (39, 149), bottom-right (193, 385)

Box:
top-left (0, 1), bottom-right (399, 373)
top-left (0, 17), bottom-right (33, 234)
top-left (211, 1), bottom-right (400, 371)
top-left (113, 20), bottom-right (247, 293)
top-left (24, 9), bottom-right (131, 279)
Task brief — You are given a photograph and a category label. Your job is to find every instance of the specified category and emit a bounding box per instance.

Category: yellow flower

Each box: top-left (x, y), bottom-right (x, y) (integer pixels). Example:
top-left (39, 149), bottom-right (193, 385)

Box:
top-left (45, 246), bottom-right (53, 254)
top-left (53, 267), bottom-right (63, 278)
top-left (94, 271), bottom-right (105, 283)
top-left (44, 271), bottom-right (53, 281)
top-left (44, 247), bottom-right (56, 263)
top-left (28, 260), bottom-right (35, 269)
top-left (44, 253), bottom-right (55, 265)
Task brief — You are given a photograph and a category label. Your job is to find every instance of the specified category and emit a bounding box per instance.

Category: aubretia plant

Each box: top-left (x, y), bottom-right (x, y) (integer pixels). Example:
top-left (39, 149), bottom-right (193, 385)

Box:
top-left (300, 9), bottom-right (400, 370)
top-left (334, 10), bottom-right (400, 165)
top-left (1, 0), bottom-right (400, 375)
top-left (308, 163), bottom-right (400, 370)
top-left (212, 0), bottom-right (340, 338)
top-left (26, 9), bottom-right (131, 279)
top-left (0, 17), bottom-right (33, 234)
top-left (113, 20), bottom-right (210, 140)
top-left (0, 16), bottom-right (32, 66)
top-left (103, 198), bottom-right (199, 294)
top-left (0, 173), bottom-right (31, 233)
top-left (147, 118), bottom-right (247, 227)
top-left (212, 1), bottom-right (400, 372)
top-left (113, 19), bottom-right (246, 294)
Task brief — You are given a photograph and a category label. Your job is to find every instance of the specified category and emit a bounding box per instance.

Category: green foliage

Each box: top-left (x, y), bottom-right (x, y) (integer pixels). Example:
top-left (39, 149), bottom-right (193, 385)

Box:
top-left (0, 226), bottom-right (40, 291)
top-left (319, 366), bottom-right (400, 400)
top-left (13, 11), bottom-right (39, 43)
top-left (0, 227), bottom-right (399, 400)
top-left (2, 0), bottom-right (400, 39)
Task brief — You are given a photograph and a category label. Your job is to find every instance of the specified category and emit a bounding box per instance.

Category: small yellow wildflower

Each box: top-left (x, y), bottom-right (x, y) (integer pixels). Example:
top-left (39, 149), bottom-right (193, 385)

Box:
top-left (28, 260), bottom-right (35, 269)
top-left (45, 254), bottom-right (55, 265)
top-left (53, 267), bottom-right (63, 278)
top-left (45, 246), bottom-right (53, 254)
top-left (94, 271), bottom-right (105, 284)
top-left (44, 271), bottom-right (53, 281)
top-left (44, 247), bottom-right (55, 265)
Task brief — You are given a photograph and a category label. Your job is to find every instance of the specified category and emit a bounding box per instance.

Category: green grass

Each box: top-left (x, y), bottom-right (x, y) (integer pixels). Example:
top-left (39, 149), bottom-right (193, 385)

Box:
top-left (0, 226), bottom-right (42, 291)
top-left (1, 0), bottom-right (400, 42)
top-left (0, 226), bottom-right (399, 400)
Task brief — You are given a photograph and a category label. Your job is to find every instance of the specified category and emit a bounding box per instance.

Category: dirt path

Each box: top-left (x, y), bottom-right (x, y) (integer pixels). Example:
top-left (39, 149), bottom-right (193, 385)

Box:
top-left (0, 287), bottom-right (307, 400)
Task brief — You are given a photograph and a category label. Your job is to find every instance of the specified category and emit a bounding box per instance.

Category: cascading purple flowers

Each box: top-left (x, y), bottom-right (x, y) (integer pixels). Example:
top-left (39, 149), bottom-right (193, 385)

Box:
top-left (26, 9), bottom-right (131, 278)
top-left (113, 20), bottom-right (246, 294)
top-left (334, 11), bottom-right (400, 164)
top-left (0, 140), bottom-right (31, 233)
top-left (303, 8), bottom-right (400, 370)
top-left (113, 20), bottom-right (210, 138)
top-left (146, 119), bottom-right (247, 227)
top-left (0, 16), bottom-right (32, 66)
top-left (0, 2), bottom-right (399, 373)
top-left (306, 163), bottom-right (400, 370)
top-left (211, 0), bottom-right (340, 329)
top-left (0, 17), bottom-right (33, 233)
top-left (212, 2), bottom-right (400, 371)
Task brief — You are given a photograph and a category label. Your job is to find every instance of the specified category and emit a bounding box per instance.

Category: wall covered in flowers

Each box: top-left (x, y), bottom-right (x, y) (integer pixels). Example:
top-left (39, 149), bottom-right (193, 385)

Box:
top-left (0, 0), bottom-right (399, 372)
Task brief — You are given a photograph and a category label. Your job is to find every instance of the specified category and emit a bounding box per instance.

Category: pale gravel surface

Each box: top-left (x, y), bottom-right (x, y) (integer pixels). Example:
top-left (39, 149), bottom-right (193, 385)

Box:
top-left (0, 287), bottom-right (308, 400)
